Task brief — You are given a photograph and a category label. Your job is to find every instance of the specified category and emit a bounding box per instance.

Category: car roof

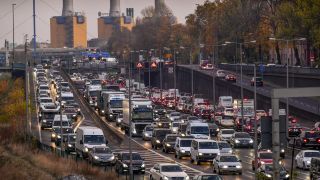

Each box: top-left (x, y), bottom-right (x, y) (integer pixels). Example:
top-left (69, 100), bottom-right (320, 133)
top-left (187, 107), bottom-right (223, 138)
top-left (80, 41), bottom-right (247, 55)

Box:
top-left (158, 163), bottom-right (179, 166)
top-left (193, 139), bottom-right (217, 142)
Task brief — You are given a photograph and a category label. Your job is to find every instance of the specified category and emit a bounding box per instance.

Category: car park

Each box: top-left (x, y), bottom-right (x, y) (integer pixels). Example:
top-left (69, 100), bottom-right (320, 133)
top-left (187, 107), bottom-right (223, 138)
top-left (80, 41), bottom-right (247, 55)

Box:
top-left (149, 163), bottom-right (189, 180)
top-left (213, 154), bottom-right (242, 175)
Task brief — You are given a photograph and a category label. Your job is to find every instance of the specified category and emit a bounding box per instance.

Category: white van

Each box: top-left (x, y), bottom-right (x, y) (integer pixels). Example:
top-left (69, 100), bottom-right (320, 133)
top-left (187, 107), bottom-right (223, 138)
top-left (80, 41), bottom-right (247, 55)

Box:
top-left (218, 96), bottom-right (233, 108)
top-left (52, 115), bottom-right (70, 129)
top-left (75, 126), bottom-right (107, 158)
top-left (190, 139), bottom-right (220, 165)
top-left (174, 136), bottom-right (194, 159)
top-left (186, 122), bottom-right (210, 139)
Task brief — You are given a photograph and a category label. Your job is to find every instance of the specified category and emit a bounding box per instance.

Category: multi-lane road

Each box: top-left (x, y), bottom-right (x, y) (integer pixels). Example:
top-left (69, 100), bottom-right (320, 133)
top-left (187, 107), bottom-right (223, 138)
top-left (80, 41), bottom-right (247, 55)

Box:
top-left (29, 66), bottom-right (315, 180)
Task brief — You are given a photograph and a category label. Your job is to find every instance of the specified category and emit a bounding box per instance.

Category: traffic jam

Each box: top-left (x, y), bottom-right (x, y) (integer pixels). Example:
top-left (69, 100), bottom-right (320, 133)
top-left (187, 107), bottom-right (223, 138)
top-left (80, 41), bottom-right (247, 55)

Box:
top-left (34, 61), bottom-right (320, 180)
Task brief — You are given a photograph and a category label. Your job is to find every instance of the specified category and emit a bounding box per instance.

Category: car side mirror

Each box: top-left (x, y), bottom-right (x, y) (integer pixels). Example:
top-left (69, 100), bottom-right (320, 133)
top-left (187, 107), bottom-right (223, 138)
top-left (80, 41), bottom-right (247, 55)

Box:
top-left (80, 140), bottom-right (83, 144)
top-left (106, 140), bottom-right (109, 145)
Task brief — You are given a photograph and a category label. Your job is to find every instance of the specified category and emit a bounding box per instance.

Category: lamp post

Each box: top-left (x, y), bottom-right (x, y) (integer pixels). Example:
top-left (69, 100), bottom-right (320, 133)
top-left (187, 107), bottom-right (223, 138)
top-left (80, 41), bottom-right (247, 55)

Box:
top-left (12, 3), bottom-right (16, 63)
top-left (129, 50), bottom-right (133, 180)
top-left (180, 46), bottom-right (194, 112)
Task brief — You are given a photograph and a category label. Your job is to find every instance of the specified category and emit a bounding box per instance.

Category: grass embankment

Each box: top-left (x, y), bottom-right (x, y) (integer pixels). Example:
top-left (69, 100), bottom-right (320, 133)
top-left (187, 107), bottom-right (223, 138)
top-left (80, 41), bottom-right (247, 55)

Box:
top-left (0, 78), bottom-right (117, 180)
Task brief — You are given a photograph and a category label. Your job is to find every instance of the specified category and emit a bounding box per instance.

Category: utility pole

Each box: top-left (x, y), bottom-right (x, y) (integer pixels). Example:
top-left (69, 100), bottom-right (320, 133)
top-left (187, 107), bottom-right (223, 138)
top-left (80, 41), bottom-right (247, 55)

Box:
top-left (190, 48), bottom-right (194, 114)
top-left (240, 43), bottom-right (244, 131)
top-left (254, 64), bottom-right (258, 177)
top-left (128, 51), bottom-right (133, 180)
top-left (212, 45), bottom-right (216, 113)
top-left (25, 34), bottom-right (29, 140)
top-left (149, 50), bottom-right (151, 99)
top-left (174, 49), bottom-right (177, 110)
top-left (286, 40), bottom-right (289, 139)
top-left (33, 0), bottom-right (37, 63)
top-left (12, 3), bottom-right (16, 64)
top-left (160, 49), bottom-right (163, 100)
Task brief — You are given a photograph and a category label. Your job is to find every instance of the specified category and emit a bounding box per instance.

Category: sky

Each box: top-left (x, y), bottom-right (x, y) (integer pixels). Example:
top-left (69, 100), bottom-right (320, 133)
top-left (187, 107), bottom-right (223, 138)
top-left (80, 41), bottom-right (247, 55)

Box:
top-left (0, 0), bottom-right (207, 46)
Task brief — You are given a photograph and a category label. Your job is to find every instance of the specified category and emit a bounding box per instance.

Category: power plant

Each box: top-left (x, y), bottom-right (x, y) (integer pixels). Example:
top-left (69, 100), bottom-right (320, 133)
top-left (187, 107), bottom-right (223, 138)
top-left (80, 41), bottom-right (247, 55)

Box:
top-left (97, 0), bottom-right (134, 41)
top-left (50, 0), bottom-right (87, 48)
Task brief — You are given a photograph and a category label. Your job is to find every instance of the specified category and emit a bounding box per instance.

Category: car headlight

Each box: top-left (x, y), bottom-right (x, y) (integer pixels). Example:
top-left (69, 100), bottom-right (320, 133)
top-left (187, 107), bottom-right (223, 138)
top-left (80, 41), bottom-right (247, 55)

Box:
top-left (166, 143), bottom-right (171, 147)
top-left (222, 165), bottom-right (228, 168)
top-left (228, 150), bottom-right (233, 154)
top-left (249, 139), bottom-right (254, 143)
top-left (89, 100), bottom-right (93, 104)
top-left (109, 155), bottom-right (115, 160)
top-left (68, 144), bottom-right (72, 147)
top-left (216, 128), bottom-right (220, 131)
top-left (84, 147), bottom-right (89, 152)
top-left (163, 176), bottom-right (169, 180)
top-left (51, 133), bottom-right (56, 138)
top-left (57, 135), bottom-right (61, 139)
top-left (158, 123), bottom-right (162, 126)
top-left (141, 163), bottom-right (145, 168)
top-left (281, 149), bottom-right (285, 153)
top-left (261, 161), bottom-right (265, 164)
top-left (198, 152), bottom-right (203, 156)
top-left (186, 176), bottom-right (190, 180)
top-left (77, 108), bottom-right (80, 112)
top-left (285, 174), bottom-right (290, 178)
top-left (155, 110), bottom-right (158, 113)
top-left (101, 110), bottom-right (105, 113)
top-left (132, 129), bottom-right (137, 134)
top-left (156, 140), bottom-right (160, 143)
top-left (236, 165), bottom-right (242, 169)
top-left (109, 114), bottom-right (113, 117)
top-left (235, 139), bottom-right (240, 143)
top-left (123, 163), bottom-right (128, 168)
top-left (266, 174), bottom-right (272, 178)
top-left (39, 114), bottom-right (42, 117)
top-left (72, 114), bottom-right (76, 117)
top-left (306, 160), bottom-right (311, 164)
top-left (94, 155), bottom-right (99, 160)
top-left (181, 150), bottom-right (185, 153)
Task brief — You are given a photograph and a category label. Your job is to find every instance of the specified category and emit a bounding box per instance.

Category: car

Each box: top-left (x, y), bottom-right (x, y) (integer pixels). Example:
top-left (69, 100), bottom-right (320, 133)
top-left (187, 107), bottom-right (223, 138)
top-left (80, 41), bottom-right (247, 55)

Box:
top-left (208, 123), bottom-right (219, 137)
top-left (115, 152), bottom-right (145, 174)
top-left (192, 173), bottom-right (222, 180)
top-left (200, 109), bottom-right (211, 119)
top-left (230, 132), bottom-right (254, 148)
top-left (149, 163), bottom-right (189, 180)
top-left (154, 105), bottom-right (166, 116)
top-left (213, 154), bottom-right (242, 175)
top-left (256, 110), bottom-right (267, 118)
top-left (205, 64), bottom-right (214, 70)
top-left (216, 70), bottom-right (226, 78)
top-left (51, 127), bottom-right (73, 143)
top-left (174, 136), bottom-right (194, 159)
top-left (252, 150), bottom-right (273, 170)
top-left (217, 141), bottom-right (233, 154)
top-left (178, 123), bottom-right (188, 136)
top-left (310, 157), bottom-right (320, 180)
top-left (295, 150), bottom-right (320, 170)
top-left (217, 129), bottom-right (235, 142)
top-left (296, 131), bottom-right (320, 148)
top-left (52, 115), bottom-right (71, 129)
top-left (162, 134), bottom-right (180, 153)
top-left (171, 121), bottom-right (183, 134)
top-left (250, 77), bottom-right (263, 86)
top-left (151, 128), bottom-right (172, 149)
top-left (288, 124), bottom-right (303, 137)
top-left (168, 112), bottom-right (181, 121)
top-left (190, 139), bottom-right (220, 165)
top-left (63, 134), bottom-right (76, 154)
top-left (88, 146), bottom-right (115, 166)
top-left (257, 164), bottom-right (290, 180)
top-left (142, 125), bottom-right (154, 141)
top-left (225, 74), bottom-right (236, 82)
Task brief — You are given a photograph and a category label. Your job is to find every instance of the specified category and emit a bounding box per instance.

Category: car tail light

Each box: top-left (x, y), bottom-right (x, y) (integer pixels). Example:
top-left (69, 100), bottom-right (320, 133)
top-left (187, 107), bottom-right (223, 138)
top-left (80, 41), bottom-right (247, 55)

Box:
top-left (303, 138), bottom-right (309, 143)
top-left (317, 138), bottom-right (320, 143)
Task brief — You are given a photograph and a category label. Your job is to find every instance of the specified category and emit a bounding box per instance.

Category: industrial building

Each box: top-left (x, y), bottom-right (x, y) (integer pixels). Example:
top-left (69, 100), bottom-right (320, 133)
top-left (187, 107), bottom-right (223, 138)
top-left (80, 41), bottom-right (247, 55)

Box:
top-left (97, 0), bottom-right (134, 41)
top-left (50, 0), bottom-right (87, 48)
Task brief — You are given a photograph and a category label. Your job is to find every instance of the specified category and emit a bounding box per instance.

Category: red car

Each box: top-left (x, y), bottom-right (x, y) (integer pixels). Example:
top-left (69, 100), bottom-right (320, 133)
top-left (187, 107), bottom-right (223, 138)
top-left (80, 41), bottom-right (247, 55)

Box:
top-left (225, 74), bottom-right (237, 82)
top-left (252, 150), bottom-right (273, 170)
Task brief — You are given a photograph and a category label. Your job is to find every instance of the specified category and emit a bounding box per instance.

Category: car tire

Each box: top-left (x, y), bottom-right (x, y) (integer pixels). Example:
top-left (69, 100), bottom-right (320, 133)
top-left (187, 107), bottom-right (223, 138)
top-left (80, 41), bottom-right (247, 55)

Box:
top-left (303, 162), bottom-right (307, 170)
top-left (213, 166), bottom-right (216, 173)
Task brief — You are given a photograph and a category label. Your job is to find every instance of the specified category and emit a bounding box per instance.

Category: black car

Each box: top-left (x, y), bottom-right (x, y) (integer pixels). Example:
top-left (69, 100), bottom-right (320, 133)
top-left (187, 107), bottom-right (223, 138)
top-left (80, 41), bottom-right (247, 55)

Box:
top-left (63, 134), bottom-right (76, 154)
top-left (208, 123), bottom-right (220, 137)
top-left (115, 152), bottom-right (145, 174)
top-left (162, 134), bottom-right (180, 153)
top-left (178, 123), bottom-right (188, 136)
top-left (200, 109), bottom-right (212, 119)
top-left (257, 164), bottom-right (289, 179)
top-left (296, 131), bottom-right (320, 148)
top-left (251, 77), bottom-right (263, 87)
top-left (154, 105), bottom-right (166, 116)
top-left (151, 128), bottom-right (172, 149)
top-left (230, 132), bottom-right (254, 148)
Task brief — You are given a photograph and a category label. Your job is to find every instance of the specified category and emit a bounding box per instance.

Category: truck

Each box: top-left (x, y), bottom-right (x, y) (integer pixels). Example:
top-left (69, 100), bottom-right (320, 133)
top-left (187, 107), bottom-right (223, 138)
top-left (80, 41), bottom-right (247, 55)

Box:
top-left (100, 91), bottom-right (125, 121)
top-left (121, 98), bottom-right (153, 137)
top-left (39, 103), bottom-right (60, 129)
top-left (86, 85), bottom-right (102, 109)
top-left (233, 99), bottom-right (254, 118)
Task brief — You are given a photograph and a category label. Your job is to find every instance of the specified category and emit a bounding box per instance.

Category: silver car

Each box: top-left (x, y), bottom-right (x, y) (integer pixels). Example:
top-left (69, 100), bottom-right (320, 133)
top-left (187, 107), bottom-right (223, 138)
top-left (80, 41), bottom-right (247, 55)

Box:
top-left (213, 154), bottom-right (242, 175)
top-left (88, 146), bottom-right (115, 166)
top-left (217, 141), bottom-right (233, 154)
top-left (142, 125), bottom-right (153, 141)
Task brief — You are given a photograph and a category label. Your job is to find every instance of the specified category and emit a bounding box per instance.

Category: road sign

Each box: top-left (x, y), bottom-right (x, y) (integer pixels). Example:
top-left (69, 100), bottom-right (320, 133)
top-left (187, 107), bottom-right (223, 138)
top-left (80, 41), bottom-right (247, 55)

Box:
top-left (136, 62), bottom-right (143, 69)
top-left (259, 64), bottom-right (265, 73)
top-left (151, 61), bottom-right (157, 69)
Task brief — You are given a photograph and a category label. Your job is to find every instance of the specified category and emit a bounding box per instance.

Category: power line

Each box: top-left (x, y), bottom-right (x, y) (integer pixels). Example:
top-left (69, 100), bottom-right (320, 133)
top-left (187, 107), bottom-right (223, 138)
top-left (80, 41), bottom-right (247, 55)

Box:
top-left (0, 0), bottom-right (30, 22)
top-left (0, 15), bottom-right (33, 42)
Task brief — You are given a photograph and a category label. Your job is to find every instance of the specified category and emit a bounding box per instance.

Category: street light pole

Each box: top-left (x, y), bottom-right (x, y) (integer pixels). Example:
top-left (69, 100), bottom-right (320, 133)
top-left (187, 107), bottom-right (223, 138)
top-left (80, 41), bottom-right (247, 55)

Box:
top-left (240, 43), bottom-right (244, 132)
top-left (128, 51), bottom-right (133, 180)
top-left (254, 64), bottom-right (258, 177)
top-left (160, 49), bottom-right (163, 100)
top-left (12, 3), bottom-right (16, 63)
top-left (174, 49), bottom-right (177, 110)
top-left (149, 50), bottom-right (152, 99)
top-left (286, 40), bottom-right (289, 135)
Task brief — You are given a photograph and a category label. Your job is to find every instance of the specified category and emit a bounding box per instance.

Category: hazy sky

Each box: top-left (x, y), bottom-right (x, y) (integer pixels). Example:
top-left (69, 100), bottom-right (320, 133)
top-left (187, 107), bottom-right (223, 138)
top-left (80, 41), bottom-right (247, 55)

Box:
top-left (0, 0), bottom-right (206, 45)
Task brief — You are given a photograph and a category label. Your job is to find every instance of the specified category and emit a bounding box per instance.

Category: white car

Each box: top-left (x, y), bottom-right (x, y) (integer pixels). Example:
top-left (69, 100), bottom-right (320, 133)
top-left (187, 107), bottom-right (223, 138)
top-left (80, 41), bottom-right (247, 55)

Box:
top-left (217, 141), bottom-right (233, 154)
top-left (149, 163), bottom-right (189, 180)
top-left (213, 154), bottom-right (242, 175)
top-left (295, 150), bottom-right (320, 170)
top-left (216, 70), bottom-right (226, 78)
top-left (168, 112), bottom-right (181, 121)
top-left (217, 129), bottom-right (235, 142)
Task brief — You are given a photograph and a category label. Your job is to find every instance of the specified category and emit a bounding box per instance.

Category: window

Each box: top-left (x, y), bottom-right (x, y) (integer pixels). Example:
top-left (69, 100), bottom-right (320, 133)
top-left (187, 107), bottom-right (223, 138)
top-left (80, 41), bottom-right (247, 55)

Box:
top-left (84, 135), bottom-right (105, 144)
top-left (199, 142), bottom-right (218, 149)
top-left (161, 165), bottom-right (183, 172)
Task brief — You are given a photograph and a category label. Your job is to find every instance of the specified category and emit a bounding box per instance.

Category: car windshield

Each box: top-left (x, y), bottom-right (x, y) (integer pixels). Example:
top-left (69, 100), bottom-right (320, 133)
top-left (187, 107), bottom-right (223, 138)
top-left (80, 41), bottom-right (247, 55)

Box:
top-left (145, 126), bottom-right (153, 131)
top-left (122, 153), bottom-right (142, 160)
top-left (180, 140), bottom-right (192, 147)
top-left (53, 121), bottom-right (69, 126)
top-left (41, 99), bottom-right (52, 103)
top-left (89, 91), bottom-right (99, 97)
top-left (155, 105), bottom-right (164, 109)
top-left (265, 165), bottom-right (273, 171)
top-left (84, 135), bottom-right (105, 144)
top-left (305, 152), bottom-right (320, 157)
top-left (167, 136), bottom-right (178, 142)
top-left (91, 80), bottom-right (101, 85)
top-left (61, 96), bottom-right (74, 101)
top-left (199, 142), bottom-right (218, 149)
top-left (110, 100), bottom-right (123, 108)
top-left (155, 130), bottom-right (171, 137)
top-left (220, 156), bottom-right (238, 162)
top-left (172, 123), bottom-right (180, 127)
top-left (171, 113), bottom-right (180, 117)
top-left (235, 133), bottom-right (250, 138)
top-left (305, 132), bottom-right (320, 138)
top-left (95, 147), bottom-right (112, 154)
top-left (256, 77), bottom-right (262, 81)
top-left (201, 175), bottom-right (222, 180)
top-left (218, 142), bottom-right (231, 148)
top-left (161, 165), bottom-right (183, 172)
top-left (222, 130), bottom-right (234, 134)
top-left (67, 135), bottom-right (76, 142)
top-left (260, 153), bottom-right (273, 159)
top-left (188, 116), bottom-right (198, 120)
top-left (43, 112), bottom-right (57, 119)
top-left (191, 126), bottom-right (209, 135)
top-left (132, 110), bottom-right (153, 120)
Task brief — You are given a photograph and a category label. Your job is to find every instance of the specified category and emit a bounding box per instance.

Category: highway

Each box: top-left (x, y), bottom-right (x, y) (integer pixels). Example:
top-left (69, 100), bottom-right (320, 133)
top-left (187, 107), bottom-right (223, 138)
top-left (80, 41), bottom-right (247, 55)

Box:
top-left (28, 66), bottom-right (315, 180)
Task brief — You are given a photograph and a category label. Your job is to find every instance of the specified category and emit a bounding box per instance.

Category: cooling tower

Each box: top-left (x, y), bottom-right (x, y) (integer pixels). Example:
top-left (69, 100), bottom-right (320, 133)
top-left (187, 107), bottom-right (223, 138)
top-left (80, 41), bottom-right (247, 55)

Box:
top-left (110, 0), bottom-right (120, 17)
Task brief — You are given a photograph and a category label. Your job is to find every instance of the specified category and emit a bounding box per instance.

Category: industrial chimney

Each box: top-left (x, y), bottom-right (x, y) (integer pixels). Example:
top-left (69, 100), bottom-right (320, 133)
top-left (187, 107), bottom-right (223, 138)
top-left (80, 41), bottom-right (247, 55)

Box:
top-left (62, 0), bottom-right (74, 16)
top-left (155, 0), bottom-right (165, 17)
top-left (110, 0), bottom-right (120, 17)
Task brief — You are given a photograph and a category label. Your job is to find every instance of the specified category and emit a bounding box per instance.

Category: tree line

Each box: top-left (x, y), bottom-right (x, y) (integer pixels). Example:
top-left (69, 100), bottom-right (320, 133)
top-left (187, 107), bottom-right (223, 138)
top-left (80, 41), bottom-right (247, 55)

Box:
top-left (105, 0), bottom-right (320, 66)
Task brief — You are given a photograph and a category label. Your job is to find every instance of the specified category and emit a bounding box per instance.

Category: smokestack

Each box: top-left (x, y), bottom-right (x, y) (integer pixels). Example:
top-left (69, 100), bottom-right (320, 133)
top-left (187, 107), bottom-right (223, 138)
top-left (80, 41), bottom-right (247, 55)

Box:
top-left (155, 0), bottom-right (165, 17)
top-left (62, 0), bottom-right (74, 16)
top-left (110, 0), bottom-right (120, 17)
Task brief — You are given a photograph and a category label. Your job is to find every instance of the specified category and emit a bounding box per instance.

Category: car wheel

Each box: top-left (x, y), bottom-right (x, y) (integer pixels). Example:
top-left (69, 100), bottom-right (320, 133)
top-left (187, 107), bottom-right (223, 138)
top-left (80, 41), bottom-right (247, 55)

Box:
top-left (303, 162), bottom-right (307, 170)
top-left (213, 166), bottom-right (216, 173)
